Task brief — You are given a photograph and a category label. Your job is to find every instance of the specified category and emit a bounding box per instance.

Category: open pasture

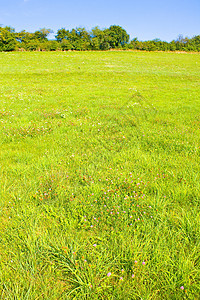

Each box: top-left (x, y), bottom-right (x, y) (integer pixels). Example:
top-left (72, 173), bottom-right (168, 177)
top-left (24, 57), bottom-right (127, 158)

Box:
top-left (0, 51), bottom-right (199, 299)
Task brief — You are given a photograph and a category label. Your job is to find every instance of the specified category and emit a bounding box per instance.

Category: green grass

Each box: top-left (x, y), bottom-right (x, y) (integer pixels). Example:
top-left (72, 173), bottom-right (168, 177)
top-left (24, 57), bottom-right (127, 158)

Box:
top-left (0, 51), bottom-right (199, 299)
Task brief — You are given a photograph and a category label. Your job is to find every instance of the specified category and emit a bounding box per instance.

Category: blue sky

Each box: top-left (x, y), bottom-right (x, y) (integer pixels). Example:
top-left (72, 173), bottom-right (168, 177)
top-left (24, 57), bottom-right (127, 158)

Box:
top-left (0, 0), bottom-right (200, 41)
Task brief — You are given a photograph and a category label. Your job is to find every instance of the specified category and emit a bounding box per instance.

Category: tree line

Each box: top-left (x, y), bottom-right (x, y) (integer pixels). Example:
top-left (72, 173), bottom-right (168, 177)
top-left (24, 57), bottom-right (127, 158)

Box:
top-left (0, 25), bottom-right (200, 52)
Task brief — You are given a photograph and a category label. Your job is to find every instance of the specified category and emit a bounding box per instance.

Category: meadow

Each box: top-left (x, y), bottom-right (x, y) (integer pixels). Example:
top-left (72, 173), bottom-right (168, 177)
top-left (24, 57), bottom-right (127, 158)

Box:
top-left (0, 51), bottom-right (199, 299)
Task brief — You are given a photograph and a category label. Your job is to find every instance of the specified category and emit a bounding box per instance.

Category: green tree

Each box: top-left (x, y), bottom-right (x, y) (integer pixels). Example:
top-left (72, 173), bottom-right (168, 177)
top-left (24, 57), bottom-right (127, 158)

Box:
top-left (16, 30), bottom-right (34, 43)
top-left (106, 25), bottom-right (130, 48)
top-left (0, 26), bottom-right (17, 51)
top-left (56, 27), bottom-right (90, 50)
top-left (169, 40), bottom-right (176, 51)
top-left (16, 30), bottom-right (35, 50)
top-left (190, 35), bottom-right (200, 51)
top-left (42, 40), bottom-right (59, 51)
top-left (55, 28), bottom-right (70, 42)
top-left (74, 27), bottom-right (90, 50)
top-left (90, 26), bottom-right (107, 50)
top-left (33, 28), bottom-right (53, 41)
top-left (60, 39), bottom-right (73, 50)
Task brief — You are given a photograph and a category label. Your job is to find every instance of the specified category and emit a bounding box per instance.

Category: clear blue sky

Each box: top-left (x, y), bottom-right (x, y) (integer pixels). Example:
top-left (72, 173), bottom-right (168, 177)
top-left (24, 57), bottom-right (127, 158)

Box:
top-left (0, 0), bottom-right (200, 41)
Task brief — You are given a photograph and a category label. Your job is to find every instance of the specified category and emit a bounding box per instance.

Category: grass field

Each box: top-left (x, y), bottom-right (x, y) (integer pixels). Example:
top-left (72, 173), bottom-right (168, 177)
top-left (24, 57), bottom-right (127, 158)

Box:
top-left (0, 51), bottom-right (199, 299)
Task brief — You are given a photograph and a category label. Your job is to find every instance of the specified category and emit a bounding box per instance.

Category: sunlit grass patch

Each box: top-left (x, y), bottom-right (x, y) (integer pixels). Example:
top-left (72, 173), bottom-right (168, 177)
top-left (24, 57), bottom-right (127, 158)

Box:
top-left (0, 51), bottom-right (199, 299)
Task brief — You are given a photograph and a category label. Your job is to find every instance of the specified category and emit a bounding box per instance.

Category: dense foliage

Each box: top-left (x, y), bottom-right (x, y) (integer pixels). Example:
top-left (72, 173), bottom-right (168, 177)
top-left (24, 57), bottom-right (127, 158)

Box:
top-left (0, 25), bottom-right (200, 52)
